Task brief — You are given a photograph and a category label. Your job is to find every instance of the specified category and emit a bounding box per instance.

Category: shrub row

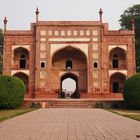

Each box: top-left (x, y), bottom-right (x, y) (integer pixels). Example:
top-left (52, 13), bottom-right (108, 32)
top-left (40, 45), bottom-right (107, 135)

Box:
top-left (0, 75), bottom-right (25, 109)
top-left (123, 73), bottom-right (140, 109)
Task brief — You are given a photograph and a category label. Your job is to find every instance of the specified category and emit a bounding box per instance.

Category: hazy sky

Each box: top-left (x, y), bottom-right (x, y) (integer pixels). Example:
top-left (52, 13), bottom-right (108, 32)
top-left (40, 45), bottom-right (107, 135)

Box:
top-left (62, 78), bottom-right (76, 92)
top-left (0, 0), bottom-right (140, 30)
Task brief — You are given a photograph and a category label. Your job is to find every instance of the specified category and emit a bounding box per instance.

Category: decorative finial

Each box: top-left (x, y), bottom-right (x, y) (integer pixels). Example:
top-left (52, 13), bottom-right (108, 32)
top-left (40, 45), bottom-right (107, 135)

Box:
top-left (99, 8), bottom-right (103, 22)
top-left (3, 17), bottom-right (8, 31)
top-left (35, 7), bottom-right (39, 15)
top-left (131, 16), bottom-right (135, 31)
top-left (35, 7), bottom-right (39, 22)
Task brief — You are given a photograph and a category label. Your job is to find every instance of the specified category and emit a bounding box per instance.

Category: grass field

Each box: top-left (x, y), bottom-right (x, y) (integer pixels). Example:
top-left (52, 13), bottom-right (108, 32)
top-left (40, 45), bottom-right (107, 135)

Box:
top-left (0, 108), bottom-right (36, 122)
top-left (108, 109), bottom-right (140, 121)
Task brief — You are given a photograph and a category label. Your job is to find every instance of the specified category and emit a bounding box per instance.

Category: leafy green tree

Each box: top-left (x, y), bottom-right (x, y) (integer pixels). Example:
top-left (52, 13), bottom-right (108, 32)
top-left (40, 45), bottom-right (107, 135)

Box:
top-left (0, 51), bottom-right (2, 74)
top-left (0, 75), bottom-right (26, 109)
top-left (0, 29), bottom-right (3, 44)
top-left (0, 29), bottom-right (3, 74)
top-left (119, 4), bottom-right (140, 71)
top-left (123, 73), bottom-right (140, 109)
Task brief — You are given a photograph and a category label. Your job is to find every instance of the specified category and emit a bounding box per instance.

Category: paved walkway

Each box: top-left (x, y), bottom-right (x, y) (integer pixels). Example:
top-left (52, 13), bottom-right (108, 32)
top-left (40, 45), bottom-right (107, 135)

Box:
top-left (0, 109), bottom-right (140, 140)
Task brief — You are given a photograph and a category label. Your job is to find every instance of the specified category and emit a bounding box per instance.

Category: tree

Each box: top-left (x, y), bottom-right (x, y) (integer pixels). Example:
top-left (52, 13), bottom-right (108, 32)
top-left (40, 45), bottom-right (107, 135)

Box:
top-left (0, 29), bottom-right (3, 74)
top-left (123, 73), bottom-right (140, 109)
top-left (119, 4), bottom-right (140, 71)
top-left (0, 75), bottom-right (26, 109)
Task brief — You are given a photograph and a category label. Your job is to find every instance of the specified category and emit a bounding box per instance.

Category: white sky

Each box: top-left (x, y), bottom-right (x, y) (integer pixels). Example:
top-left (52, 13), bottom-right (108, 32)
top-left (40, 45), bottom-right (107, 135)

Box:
top-left (0, 0), bottom-right (140, 30)
top-left (62, 78), bottom-right (76, 92)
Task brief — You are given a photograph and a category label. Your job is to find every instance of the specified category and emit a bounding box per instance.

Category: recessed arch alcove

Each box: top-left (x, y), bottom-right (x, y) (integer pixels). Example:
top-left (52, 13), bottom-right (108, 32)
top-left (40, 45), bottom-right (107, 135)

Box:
top-left (51, 46), bottom-right (87, 97)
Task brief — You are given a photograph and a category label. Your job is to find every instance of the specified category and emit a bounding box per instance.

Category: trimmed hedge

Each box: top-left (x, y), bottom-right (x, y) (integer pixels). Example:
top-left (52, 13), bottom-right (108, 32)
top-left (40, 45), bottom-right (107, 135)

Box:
top-left (0, 75), bottom-right (26, 109)
top-left (123, 73), bottom-right (140, 109)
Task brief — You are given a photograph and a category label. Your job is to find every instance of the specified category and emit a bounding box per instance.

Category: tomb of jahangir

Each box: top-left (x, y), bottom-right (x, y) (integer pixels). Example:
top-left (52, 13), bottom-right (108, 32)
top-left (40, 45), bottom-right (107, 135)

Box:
top-left (3, 8), bottom-right (136, 100)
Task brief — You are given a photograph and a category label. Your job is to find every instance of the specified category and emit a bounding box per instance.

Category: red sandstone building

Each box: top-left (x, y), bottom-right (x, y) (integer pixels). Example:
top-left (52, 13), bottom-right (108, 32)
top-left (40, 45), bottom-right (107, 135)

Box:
top-left (3, 9), bottom-right (136, 101)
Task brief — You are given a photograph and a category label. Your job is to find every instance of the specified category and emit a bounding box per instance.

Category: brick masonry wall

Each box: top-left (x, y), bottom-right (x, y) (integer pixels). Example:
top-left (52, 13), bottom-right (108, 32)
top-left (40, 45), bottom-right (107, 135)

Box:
top-left (3, 21), bottom-right (135, 99)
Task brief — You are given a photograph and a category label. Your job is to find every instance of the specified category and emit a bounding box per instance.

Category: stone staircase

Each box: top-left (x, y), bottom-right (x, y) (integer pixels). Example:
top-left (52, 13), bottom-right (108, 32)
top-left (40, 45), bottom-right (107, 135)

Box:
top-left (45, 99), bottom-right (96, 108)
top-left (23, 98), bottom-right (123, 108)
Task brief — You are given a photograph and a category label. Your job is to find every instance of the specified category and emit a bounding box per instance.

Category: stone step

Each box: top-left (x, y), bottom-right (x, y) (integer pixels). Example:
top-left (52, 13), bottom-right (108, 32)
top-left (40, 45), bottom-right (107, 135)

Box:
top-left (23, 98), bottom-right (123, 108)
top-left (49, 105), bottom-right (93, 108)
top-left (46, 100), bottom-right (96, 108)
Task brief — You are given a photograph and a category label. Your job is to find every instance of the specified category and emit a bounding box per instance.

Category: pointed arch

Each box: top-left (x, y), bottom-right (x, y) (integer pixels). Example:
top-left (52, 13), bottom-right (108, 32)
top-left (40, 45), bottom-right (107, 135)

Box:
top-left (13, 72), bottom-right (29, 93)
top-left (13, 47), bottom-right (29, 69)
top-left (51, 46), bottom-right (87, 65)
top-left (51, 45), bottom-right (87, 95)
top-left (109, 47), bottom-right (126, 69)
top-left (60, 72), bottom-right (79, 98)
top-left (110, 72), bottom-right (126, 93)
top-left (66, 60), bottom-right (72, 69)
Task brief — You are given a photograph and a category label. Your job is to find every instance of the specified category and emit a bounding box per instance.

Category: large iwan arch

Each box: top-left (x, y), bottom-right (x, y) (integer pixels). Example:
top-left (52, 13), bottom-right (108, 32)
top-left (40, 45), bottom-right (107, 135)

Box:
top-left (51, 46), bottom-right (87, 97)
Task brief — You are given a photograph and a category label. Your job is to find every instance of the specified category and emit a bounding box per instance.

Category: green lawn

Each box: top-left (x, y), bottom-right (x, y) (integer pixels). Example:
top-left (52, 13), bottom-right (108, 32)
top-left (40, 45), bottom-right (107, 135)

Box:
top-left (108, 109), bottom-right (140, 121)
top-left (0, 108), bottom-right (36, 122)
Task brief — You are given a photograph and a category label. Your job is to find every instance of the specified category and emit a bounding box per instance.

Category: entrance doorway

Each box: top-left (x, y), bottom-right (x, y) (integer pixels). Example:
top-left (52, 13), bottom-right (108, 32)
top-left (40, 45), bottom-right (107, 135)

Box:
top-left (110, 73), bottom-right (126, 93)
top-left (113, 82), bottom-right (119, 93)
top-left (60, 73), bottom-right (79, 98)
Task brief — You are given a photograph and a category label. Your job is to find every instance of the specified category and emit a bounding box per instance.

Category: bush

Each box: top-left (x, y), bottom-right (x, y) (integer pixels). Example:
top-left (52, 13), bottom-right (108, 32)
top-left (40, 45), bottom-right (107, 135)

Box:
top-left (123, 73), bottom-right (140, 109)
top-left (0, 75), bottom-right (26, 109)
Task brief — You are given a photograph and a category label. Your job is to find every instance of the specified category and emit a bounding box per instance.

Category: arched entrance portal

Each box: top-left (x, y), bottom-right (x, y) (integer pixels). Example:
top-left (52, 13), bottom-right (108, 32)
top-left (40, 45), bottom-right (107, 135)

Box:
top-left (61, 73), bottom-right (79, 98)
top-left (52, 46), bottom-right (87, 98)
